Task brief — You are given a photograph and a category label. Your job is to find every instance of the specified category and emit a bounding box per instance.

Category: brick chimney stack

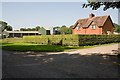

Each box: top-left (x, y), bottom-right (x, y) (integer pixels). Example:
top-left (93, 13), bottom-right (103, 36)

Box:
top-left (89, 13), bottom-right (95, 18)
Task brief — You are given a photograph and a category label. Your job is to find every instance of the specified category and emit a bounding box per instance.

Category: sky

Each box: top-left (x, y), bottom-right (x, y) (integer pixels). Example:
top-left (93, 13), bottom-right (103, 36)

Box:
top-left (0, 1), bottom-right (119, 30)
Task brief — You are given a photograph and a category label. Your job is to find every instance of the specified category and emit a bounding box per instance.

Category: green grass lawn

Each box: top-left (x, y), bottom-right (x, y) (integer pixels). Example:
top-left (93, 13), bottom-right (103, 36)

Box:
top-left (1, 42), bottom-right (119, 52)
top-left (1, 43), bottom-right (81, 52)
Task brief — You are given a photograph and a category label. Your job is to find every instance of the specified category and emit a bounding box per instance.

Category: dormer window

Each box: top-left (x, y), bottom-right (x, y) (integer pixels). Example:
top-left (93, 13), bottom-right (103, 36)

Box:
top-left (76, 24), bottom-right (80, 30)
top-left (91, 25), bottom-right (96, 29)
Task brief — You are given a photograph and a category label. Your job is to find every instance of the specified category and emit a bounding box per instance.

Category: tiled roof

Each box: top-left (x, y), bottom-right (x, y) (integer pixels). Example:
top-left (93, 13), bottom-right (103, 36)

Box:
top-left (72, 15), bottom-right (110, 29)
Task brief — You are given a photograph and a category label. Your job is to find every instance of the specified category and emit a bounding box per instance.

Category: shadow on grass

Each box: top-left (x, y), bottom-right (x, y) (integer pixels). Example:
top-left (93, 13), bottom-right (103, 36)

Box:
top-left (2, 43), bottom-right (80, 52)
top-left (2, 49), bottom-right (120, 78)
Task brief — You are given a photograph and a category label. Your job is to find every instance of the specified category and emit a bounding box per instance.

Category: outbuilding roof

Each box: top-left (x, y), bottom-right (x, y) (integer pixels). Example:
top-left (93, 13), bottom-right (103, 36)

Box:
top-left (5, 31), bottom-right (41, 34)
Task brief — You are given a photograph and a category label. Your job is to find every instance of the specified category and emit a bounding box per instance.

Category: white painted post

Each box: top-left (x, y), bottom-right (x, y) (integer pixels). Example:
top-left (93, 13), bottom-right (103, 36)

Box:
top-left (13, 33), bottom-right (14, 37)
top-left (21, 33), bottom-right (22, 37)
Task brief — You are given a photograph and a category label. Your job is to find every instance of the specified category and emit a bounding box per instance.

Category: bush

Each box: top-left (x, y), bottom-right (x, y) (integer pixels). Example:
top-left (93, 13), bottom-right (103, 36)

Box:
top-left (23, 36), bottom-right (48, 45)
top-left (2, 38), bottom-right (23, 43)
top-left (4, 34), bottom-right (120, 46)
top-left (48, 35), bottom-right (63, 45)
top-left (63, 34), bottom-right (79, 46)
top-left (78, 34), bottom-right (120, 46)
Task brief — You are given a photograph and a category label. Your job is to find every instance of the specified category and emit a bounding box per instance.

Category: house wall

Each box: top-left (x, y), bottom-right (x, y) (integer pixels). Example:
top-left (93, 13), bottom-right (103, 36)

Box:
top-left (102, 17), bottom-right (114, 34)
top-left (72, 26), bottom-right (86, 34)
top-left (85, 22), bottom-right (102, 35)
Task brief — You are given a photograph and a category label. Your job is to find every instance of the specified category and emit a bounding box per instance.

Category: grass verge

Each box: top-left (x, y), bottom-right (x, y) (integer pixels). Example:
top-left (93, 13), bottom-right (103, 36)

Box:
top-left (1, 42), bottom-right (119, 52)
top-left (1, 43), bottom-right (80, 52)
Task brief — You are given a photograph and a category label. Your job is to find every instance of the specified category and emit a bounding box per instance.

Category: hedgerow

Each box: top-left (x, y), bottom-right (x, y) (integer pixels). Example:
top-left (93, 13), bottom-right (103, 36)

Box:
top-left (23, 36), bottom-right (48, 44)
top-left (63, 34), bottom-right (79, 46)
top-left (2, 34), bottom-right (120, 46)
top-left (2, 38), bottom-right (24, 43)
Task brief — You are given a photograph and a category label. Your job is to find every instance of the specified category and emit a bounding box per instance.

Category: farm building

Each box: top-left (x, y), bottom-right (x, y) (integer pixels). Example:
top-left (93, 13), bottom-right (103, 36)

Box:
top-left (72, 13), bottom-right (114, 35)
top-left (2, 31), bottom-right (41, 38)
top-left (39, 27), bottom-right (51, 35)
top-left (1, 27), bottom-right (51, 38)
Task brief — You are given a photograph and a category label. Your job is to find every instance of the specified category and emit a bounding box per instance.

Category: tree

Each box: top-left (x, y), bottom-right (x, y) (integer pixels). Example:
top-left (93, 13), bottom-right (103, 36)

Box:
top-left (6, 25), bottom-right (13, 31)
top-left (31, 28), bottom-right (36, 31)
top-left (20, 27), bottom-right (37, 31)
top-left (0, 21), bottom-right (8, 32)
top-left (82, 0), bottom-right (120, 11)
top-left (114, 23), bottom-right (120, 33)
top-left (69, 25), bottom-right (73, 29)
top-left (20, 28), bottom-right (25, 31)
top-left (67, 25), bottom-right (73, 34)
top-left (66, 28), bottom-right (72, 34)
top-left (60, 25), bottom-right (69, 34)
top-left (35, 26), bottom-right (41, 31)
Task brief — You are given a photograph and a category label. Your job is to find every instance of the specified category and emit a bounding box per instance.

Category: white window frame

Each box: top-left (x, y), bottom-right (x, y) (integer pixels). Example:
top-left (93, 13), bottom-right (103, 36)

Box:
top-left (76, 24), bottom-right (80, 30)
top-left (91, 25), bottom-right (96, 29)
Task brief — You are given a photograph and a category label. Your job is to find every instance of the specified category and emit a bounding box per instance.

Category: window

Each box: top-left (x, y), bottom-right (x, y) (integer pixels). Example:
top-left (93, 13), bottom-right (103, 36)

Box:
top-left (76, 24), bottom-right (80, 30)
top-left (91, 25), bottom-right (96, 29)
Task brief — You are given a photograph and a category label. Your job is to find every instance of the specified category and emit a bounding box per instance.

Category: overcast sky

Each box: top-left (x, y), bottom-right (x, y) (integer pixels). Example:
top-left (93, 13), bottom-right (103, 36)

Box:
top-left (0, 1), bottom-right (119, 30)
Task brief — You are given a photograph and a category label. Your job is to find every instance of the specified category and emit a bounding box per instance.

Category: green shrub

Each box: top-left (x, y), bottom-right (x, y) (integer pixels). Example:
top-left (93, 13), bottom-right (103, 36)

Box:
top-left (2, 38), bottom-right (23, 43)
top-left (78, 34), bottom-right (120, 46)
top-left (3, 34), bottom-right (120, 46)
top-left (63, 34), bottom-right (79, 46)
top-left (48, 35), bottom-right (63, 45)
top-left (23, 36), bottom-right (48, 45)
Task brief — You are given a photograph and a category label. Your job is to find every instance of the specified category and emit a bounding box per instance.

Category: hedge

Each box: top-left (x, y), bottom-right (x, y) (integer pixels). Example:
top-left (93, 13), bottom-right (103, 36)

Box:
top-left (78, 35), bottom-right (120, 46)
top-left (48, 35), bottom-right (63, 45)
top-left (2, 38), bottom-right (24, 43)
top-left (23, 36), bottom-right (48, 45)
top-left (63, 34), bottom-right (79, 46)
top-left (3, 34), bottom-right (120, 46)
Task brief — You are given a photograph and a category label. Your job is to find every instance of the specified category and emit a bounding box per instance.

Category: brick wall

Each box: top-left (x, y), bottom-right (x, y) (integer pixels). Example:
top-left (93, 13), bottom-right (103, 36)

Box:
top-left (102, 17), bottom-right (114, 34)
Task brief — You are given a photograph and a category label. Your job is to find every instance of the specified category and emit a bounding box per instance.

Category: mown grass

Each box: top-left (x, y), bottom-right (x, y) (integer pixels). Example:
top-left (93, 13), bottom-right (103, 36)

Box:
top-left (1, 43), bottom-right (81, 52)
top-left (1, 37), bottom-right (119, 52)
top-left (1, 42), bottom-right (119, 52)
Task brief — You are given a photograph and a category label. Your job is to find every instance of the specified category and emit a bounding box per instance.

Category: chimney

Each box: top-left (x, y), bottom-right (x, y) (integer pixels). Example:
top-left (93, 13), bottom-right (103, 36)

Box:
top-left (89, 13), bottom-right (95, 18)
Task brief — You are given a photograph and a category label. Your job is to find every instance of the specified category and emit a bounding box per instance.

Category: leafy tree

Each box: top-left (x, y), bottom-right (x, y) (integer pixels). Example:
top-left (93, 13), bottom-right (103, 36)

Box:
top-left (0, 21), bottom-right (8, 32)
top-left (0, 21), bottom-right (13, 38)
top-left (114, 23), bottom-right (120, 33)
top-left (66, 28), bottom-right (72, 34)
top-left (82, 0), bottom-right (120, 11)
top-left (20, 28), bottom-right (25, 31)
top-left (60, 25), bottom-right (69, 34)
top-left (36, 26), bottom-right (40, 31)
top-left (14, 30), bottom-right (19, 31)
top-left (35, 26), bottom-right (41, 31)
top-left (27, 28), bottom-right (31, 31)
top-left (69, 25), bottom-right (73, 29)
top-left (31, 28), bottom-right (36, 31)
top-left (6, 25), bottom-right (13, 31)
top-left (68, 25), bottom-right (73, 34)
top-left (20, 27), bottom-right (38, 31)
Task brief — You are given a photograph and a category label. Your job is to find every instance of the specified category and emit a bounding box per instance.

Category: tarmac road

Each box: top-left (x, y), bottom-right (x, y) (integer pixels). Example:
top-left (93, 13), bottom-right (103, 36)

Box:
top-left (2, 44), bottom-right (120, 78)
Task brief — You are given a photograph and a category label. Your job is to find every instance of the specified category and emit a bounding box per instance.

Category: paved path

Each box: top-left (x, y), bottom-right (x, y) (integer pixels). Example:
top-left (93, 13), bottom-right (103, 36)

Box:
top-left (2, 44), bottom-right (120, 78)
top-left (47, 43), bottom-right (120, 55)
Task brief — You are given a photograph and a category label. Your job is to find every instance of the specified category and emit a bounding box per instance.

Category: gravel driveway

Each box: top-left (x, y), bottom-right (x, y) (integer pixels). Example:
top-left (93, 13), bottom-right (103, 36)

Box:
top-left (2, 43), bottom-right (120, 78)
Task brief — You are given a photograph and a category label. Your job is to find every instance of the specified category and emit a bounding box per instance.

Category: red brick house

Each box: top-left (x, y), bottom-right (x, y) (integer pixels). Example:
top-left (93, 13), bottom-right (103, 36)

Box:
top-left (72, 13), bottom-right (114, 35)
